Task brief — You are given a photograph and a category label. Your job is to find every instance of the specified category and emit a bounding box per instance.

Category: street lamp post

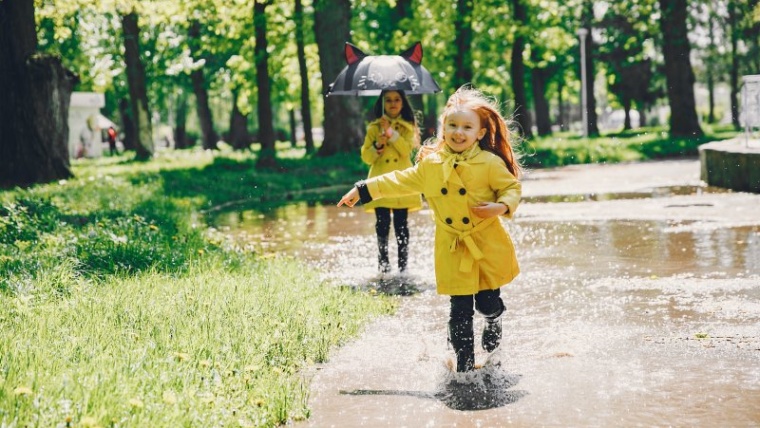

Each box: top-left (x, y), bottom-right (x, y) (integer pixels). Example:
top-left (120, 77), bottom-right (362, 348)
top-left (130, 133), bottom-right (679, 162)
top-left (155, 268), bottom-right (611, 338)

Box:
top-left (577, 28), bottom-right (589, 138)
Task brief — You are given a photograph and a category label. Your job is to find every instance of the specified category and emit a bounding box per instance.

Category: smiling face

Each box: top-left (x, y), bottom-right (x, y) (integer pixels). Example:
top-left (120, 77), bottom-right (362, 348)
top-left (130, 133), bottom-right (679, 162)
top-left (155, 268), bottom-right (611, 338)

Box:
top-left (443, 108), bottom-right (486, 153)
top-left (383, 91), bottom-right (403, 118)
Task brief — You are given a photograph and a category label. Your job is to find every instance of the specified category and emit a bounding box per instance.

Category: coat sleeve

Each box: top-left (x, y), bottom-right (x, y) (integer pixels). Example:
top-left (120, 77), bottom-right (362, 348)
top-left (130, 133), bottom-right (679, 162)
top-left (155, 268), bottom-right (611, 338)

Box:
top-left (489, 159), bottom-right (522, 219)
top-left (360, 122), bottom-right (381, 165)
top-left (366, 162), bottom-right (426, 200)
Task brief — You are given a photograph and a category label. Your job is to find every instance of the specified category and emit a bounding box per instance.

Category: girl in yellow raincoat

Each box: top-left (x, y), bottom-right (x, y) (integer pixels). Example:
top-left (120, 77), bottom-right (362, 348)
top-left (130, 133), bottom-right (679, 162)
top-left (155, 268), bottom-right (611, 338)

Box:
top-left (360, 90), bottom-right (423, 274)
top-left (339, 87), bottom-right (522, 372)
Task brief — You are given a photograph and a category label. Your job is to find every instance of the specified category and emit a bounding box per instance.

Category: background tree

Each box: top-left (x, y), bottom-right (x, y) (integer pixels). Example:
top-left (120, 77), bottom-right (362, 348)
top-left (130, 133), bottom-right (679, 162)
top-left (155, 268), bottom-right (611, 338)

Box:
top-left (188, 19), bottom-right (219, 150)
top-left (254, 0), bottom-right (277, 167)
top-left (580, 0), bottom-right (600, 136)
top-left (511, 0), bottom-right (533, 139)
top-left (122, 11), bottom-right (155, 160)
top-left (658, 0), bottom-right (704, 137)
top-left (295, 0), bottom-right (315, 153)
top-left (0, 0), bottom-right (77, 187)
top-left (314, 0), bottom-right (364, 156)
top-left (453, 0), bottom-right (475, 89)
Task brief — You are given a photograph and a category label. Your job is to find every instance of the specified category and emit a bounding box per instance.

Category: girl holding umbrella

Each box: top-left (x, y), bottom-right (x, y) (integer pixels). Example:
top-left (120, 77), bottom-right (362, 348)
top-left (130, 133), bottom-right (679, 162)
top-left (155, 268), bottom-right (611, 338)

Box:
top-left (360, 90), bottom-right (422, 274)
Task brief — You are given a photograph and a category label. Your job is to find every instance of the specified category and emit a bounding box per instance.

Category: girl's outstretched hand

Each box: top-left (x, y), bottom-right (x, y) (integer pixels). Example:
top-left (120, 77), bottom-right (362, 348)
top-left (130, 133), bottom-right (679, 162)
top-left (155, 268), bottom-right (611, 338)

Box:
top-left (470, 201), bottom-right (508, 219)
top-left (337, 187), bottom-right (360, 207)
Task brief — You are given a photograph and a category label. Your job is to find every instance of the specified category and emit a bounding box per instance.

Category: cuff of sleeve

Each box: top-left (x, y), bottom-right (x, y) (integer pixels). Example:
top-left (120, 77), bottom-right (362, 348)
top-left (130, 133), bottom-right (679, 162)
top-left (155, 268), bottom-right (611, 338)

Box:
top-left (498, 201), bottom-right (515, 219)
top-left (355, 180), bottom-right (373, 204)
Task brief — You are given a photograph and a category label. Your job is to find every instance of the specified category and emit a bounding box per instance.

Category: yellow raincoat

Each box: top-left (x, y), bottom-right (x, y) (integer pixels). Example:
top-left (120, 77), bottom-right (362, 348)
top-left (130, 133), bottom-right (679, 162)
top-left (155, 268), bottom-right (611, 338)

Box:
top-left (360, 117), bottom-right (422, 212)
top-left (364, 147), bottom-right (521, 295)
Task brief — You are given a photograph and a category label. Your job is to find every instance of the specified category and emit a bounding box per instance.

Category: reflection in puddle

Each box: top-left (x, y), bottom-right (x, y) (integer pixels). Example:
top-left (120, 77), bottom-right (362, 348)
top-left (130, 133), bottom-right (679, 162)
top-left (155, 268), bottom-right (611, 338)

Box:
top-left (208, 203), bottom-right (760, 280)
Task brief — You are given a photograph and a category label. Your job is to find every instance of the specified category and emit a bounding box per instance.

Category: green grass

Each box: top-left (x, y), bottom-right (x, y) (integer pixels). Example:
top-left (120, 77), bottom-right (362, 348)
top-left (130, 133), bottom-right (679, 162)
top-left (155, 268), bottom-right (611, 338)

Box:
top-left (0, 145), bottom-right (394, 427)
top-left (521, 124), bottom-right (740, 168)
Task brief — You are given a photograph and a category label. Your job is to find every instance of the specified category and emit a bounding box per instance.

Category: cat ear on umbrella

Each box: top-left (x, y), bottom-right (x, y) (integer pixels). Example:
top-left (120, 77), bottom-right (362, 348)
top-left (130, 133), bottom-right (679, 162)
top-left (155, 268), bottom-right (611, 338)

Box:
top-left (399, 42), bottom-right (423, 65)
top-left (344, 42), bottom-right (368, 65)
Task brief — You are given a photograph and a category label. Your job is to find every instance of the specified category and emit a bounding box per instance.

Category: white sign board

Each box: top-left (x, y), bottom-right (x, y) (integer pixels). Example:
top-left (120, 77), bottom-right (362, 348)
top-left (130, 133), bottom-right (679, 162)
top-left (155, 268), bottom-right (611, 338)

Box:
top-left (741, 75), bottom-right (760, 146)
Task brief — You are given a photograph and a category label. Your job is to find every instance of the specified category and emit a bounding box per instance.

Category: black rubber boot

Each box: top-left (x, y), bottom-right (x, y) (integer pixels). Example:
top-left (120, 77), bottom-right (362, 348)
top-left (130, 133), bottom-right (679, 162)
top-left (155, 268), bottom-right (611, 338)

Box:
top-left (397, 236), bottom-right (408, 273)
top-left (377, 235), bottom-right (391, 274)
top-left (448, 318), bottom-right (475, 372)
top-left (482, 316), bottom-right (502, 352)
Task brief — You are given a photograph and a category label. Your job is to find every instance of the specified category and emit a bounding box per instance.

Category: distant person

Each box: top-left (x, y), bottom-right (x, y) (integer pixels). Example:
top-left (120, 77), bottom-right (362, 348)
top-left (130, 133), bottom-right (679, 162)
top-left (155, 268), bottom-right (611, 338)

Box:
top-left (107, 126), bottom-right (118, 155)
top-left (359, 90), bottom-right (422, 274)
top-left (339, 87), bottom-right (523, 372)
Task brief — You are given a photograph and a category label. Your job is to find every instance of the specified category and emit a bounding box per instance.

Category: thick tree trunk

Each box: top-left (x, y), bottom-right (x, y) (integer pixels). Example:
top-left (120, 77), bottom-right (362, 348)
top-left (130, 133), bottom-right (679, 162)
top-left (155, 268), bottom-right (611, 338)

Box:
top-left (530, 57), bottom-right (552, 136)
top-left (0, 0), bottom-right (76, 188)
top-left (453, 0), bottom-right (474, 89)
top-left (254, 0), bottom-right (277, 168)
top-left (295, 0), bottom-right (315, 154)
top-left (189, 20), bottom-right (218, 150)
top-left (174, 91), bottom-right (189, 149)
top-left (658, 0), bottom-right (704, 138)
top-left (314, 0), bottom-right (364, 156)
top-left (228, 89), bottom-right (249, 150)
top-left (510, 0), bottom-right (533, 139)
top-left (122, 12), bottom-right (154, 160)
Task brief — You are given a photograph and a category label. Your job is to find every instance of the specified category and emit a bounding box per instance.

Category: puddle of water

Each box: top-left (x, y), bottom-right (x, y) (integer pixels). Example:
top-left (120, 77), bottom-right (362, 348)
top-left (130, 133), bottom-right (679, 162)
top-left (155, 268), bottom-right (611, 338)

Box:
top-left (206, 196), bottom-right (760, 427)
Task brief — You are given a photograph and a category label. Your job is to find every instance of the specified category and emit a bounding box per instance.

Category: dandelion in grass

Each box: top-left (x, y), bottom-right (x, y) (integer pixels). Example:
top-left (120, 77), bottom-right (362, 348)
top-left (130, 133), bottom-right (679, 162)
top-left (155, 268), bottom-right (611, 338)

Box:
top-left (173, 352), bottom-right (190, 362)
top-left (149, 224), bottom-right (159, 231)
top-left (80, 416), bottom-right (100, 427)
top-left (163, 390), bottom-right (178, 405)
top-left (128, 398), bottom-right (144, 408)
top-left (200, 359), bottom-right (211, 368)
top-left (13, 386), bottom-right (33, 396)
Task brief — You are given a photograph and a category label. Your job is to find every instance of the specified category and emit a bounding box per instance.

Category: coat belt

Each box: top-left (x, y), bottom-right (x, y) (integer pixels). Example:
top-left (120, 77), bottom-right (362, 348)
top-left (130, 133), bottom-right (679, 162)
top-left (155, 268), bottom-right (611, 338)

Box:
top-left (437, 216), bottom-right (498, 272)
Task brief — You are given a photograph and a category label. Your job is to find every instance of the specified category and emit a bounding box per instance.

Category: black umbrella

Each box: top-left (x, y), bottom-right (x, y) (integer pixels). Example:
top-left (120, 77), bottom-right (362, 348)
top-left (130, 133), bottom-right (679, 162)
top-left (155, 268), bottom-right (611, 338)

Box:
top-left (326, 42), bottom-right (441, 97)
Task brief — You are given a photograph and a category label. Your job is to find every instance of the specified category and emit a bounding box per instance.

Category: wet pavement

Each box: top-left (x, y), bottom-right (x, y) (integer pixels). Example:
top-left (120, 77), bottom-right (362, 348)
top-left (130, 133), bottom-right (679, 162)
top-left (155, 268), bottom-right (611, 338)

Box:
top-left (210, 158), bottom-right (760, 427)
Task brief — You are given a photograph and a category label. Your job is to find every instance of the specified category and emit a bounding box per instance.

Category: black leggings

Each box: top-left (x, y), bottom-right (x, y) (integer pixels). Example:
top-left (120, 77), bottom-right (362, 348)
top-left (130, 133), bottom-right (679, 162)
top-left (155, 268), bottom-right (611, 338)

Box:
top-left (450, 289), bottom-right (505, 324)
top-left (375, 208), bottom-right (409, 271)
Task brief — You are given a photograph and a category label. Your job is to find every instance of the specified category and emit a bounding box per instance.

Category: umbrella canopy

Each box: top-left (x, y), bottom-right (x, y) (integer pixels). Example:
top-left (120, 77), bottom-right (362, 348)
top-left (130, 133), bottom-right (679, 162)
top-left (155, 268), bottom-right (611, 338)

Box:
top-left (326, 42), bottom-right (441, 96)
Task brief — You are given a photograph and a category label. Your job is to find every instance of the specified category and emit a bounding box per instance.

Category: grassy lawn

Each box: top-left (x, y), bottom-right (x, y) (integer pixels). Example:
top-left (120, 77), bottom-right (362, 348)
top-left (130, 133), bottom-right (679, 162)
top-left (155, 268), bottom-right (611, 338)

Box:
top-left (0, 146), bottom-right (394, 427)
top-left (0, 125), bottom-right (739, 426)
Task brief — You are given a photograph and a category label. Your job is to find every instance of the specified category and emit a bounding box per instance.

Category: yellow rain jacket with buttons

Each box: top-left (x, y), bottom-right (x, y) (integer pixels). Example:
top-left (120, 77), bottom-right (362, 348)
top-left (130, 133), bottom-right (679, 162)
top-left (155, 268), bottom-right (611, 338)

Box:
top-left (360, 117), bottom-right (422, 212)
top-left (364, 148), bottom-right (521, 296)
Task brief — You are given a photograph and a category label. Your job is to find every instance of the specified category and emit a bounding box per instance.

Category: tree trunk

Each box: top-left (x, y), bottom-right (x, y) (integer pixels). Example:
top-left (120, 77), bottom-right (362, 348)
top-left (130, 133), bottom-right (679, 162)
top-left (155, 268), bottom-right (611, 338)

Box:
top-left (530, 53), bottom-right (552, 136)
top-left (453, 0), bottom-right (474, 89)
top-left (623, 99), bottom-right (632, 131)
top-left (707, 4), bottom-right (716, 124)
top-left (510, 0), bottom-right (533, 139)
top-left (658, 0), bottom-right (704, 138)
top-left (174, 91), bottom-right (189, 149)
top-left (189, 20), bottom-right (218, 150)
top-left (295, 0), bottom-right (315, 154)
top-left (557, 79), bottom-right (566, 131)
top-left (728, 0), bottom-right (741, 130)
top-left (254, 0), bottom-right (277, 168)
top-left (581, 2), bottom-right (599, 136)
top-left (121, 12), bottom-right (154, 160)
top-left (314, 0), bottom-right (364, 156)
top-left (229, 89), bottom-right (250, 150)
top-left (0, 0), bottom-right (76, 188)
